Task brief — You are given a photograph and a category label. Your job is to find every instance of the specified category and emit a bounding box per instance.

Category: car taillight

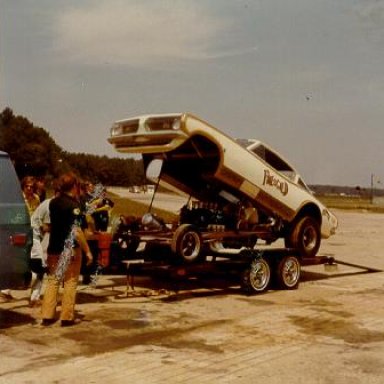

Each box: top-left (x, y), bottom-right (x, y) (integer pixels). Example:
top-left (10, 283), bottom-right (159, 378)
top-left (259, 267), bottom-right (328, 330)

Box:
top-left (10, 233), bottom-right (28, 246)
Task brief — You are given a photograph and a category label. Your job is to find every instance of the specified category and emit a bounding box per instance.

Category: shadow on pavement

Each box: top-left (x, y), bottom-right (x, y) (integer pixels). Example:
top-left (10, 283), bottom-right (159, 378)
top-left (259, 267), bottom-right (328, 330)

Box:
top-left (0, 309), bottom-right (34, 329)
top-left (301, 268), bottom-right (380, 283)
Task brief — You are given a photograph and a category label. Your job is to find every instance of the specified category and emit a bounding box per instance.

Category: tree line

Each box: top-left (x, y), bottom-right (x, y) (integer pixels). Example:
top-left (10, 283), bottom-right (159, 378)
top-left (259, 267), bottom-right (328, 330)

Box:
top-left (0, 107), bottom-right (146, 186)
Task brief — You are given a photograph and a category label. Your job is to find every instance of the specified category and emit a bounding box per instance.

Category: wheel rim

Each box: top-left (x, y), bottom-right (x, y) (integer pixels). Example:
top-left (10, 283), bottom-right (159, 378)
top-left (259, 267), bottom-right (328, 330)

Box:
top-left (282, 257), bottom-right (300, 287)
top-left (249, 259), bottom-right (270, 291)
top-left (302, 225), bottom-right (317, 251)
top-left (180, 232), bottom-right (201, 261)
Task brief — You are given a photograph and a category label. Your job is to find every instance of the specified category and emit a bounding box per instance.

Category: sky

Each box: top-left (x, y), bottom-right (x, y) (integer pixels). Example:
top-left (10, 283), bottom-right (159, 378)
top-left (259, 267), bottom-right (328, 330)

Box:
top-left (1, 0), bottom-right (384, 187)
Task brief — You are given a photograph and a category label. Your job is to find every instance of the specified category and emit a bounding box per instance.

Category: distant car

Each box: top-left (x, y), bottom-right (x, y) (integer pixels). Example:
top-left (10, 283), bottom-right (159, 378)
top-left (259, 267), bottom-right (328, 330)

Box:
top-left (108, 113), bottom-right (338, 259)
top-left (0, 152), bottom-right (32, 290)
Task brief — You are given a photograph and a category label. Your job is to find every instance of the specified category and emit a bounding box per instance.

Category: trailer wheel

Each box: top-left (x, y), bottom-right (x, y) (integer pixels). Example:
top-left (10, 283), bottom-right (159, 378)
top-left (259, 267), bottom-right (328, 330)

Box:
top-left (171, 224), bottom-right (203, 263)
top-left (286, 216), bottom-right (321, 258)
top-left (241, 257), bottom-right (271, 294)
top-left (274, 255), bottom-right (301, 290)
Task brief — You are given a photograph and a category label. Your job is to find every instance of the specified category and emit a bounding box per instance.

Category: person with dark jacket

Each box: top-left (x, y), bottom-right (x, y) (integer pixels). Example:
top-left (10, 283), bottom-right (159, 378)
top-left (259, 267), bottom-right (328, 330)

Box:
top-left (41, 172), bottom-right (93, 327)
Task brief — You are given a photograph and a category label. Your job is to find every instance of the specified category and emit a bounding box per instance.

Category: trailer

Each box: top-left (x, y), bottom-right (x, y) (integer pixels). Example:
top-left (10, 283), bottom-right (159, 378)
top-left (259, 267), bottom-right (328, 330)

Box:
top-left (118, 248), bottom-right (336, 295)
top-left (109, 212), bottom-right (336, 294)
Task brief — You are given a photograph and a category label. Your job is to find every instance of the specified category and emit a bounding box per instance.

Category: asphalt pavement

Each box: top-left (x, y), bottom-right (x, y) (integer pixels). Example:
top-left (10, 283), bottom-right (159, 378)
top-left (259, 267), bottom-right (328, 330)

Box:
top-left (1, 208), bottom-right (384, 384)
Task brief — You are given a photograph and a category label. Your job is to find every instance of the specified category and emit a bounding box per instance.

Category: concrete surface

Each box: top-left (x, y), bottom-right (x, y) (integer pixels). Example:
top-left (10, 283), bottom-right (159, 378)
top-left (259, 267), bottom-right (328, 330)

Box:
top-left (1, 209), bottom-right (384, 383)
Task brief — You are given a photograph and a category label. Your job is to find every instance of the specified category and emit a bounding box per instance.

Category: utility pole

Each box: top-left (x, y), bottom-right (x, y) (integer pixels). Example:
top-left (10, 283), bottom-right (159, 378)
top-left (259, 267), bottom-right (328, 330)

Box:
top-left (370, 173), bottom-right (374, 204)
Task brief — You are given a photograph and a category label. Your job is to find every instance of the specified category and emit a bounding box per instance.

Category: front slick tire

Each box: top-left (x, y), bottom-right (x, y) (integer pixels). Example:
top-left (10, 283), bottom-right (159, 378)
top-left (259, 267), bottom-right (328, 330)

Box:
top-left (287, 216), bottom-right (321, 258)
top-left (241, 257), bottom-right (271, 294)
top-left (274, 255), bottom-right (301, 290)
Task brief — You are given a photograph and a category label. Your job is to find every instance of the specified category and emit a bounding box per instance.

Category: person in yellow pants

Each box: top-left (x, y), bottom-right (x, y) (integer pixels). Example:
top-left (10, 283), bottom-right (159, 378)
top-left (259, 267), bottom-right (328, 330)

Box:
top-left (41, 172), bottom-right (93, 327)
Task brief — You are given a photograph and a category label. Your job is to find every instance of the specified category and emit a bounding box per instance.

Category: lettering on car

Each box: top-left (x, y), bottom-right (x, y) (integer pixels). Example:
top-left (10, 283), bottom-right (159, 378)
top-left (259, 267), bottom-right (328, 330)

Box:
top-left (262, 169), bottom-right (289, 196)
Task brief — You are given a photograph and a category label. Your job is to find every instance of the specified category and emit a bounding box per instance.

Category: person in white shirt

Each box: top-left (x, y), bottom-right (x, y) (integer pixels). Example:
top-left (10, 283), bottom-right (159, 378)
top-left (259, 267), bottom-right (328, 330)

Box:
top-left (29, 197), bottom-right (52, 306)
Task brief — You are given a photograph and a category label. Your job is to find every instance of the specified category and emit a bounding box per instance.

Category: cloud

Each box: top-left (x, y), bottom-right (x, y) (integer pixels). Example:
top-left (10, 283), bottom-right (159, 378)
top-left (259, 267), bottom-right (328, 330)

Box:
top-left (354, 0), bottom-right (384, 42)
top-left (355, 0), bottom-right (384, 24)
top-left (54, 1), bottom-right (238, 66)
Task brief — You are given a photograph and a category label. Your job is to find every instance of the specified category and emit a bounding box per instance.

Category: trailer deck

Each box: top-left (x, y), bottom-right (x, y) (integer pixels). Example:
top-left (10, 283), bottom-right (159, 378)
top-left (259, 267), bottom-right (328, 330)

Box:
top-left (118, 247), bottom-right (336, 295)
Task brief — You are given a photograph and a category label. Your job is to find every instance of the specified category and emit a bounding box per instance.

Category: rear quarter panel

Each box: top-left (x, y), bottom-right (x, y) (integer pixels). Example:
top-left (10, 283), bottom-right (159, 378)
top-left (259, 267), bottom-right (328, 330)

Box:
top-left (182, 115), bottom-right (318, 222)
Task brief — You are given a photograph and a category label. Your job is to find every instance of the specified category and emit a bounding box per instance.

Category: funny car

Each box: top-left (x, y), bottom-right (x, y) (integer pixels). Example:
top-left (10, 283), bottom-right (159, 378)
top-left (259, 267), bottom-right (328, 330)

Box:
top-left (108, 113), bottom-right (338, 262)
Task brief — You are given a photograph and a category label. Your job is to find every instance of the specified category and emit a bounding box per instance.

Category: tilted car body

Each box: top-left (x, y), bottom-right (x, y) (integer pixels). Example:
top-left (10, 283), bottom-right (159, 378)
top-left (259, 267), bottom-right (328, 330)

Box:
top-left (108, 113), bottom-right (338, 259)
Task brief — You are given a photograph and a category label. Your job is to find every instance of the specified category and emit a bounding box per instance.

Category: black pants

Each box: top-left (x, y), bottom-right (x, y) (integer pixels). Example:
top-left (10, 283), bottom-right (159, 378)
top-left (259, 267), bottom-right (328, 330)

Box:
top-left (30, 258), bottom-right (47, 274)
top-left (81, 240), bottom-right (99, 284)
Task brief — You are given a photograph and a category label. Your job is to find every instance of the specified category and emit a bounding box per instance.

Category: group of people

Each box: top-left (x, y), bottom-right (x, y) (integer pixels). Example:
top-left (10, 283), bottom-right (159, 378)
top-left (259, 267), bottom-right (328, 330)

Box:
top-left (19, 172), bottom-right (114, 327)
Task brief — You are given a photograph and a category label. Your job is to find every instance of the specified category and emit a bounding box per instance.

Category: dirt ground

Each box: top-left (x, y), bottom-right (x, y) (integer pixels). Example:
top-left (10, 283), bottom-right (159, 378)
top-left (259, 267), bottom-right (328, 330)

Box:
top-left (1, 209), bottom-right (384, 383)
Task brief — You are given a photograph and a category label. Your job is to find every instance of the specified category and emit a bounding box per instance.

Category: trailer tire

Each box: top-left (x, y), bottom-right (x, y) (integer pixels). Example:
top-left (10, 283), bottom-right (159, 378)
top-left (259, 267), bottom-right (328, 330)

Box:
top-left (241, 257), bottom-right (271, 294)
top-left (286, 216), bottom-right (321, 258)
top-left (171, 224), bottom-right (203, 263)
top-left (274, 255), bottom-right (301, 290)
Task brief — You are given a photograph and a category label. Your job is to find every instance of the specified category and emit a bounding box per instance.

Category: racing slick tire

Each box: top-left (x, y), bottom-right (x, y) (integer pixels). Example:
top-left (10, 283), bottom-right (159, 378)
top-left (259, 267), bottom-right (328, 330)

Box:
top-left (241, 257), bottom-right (271, 294)
top-left (286, 216), bottom-right (321, 258)
top-left (171, 224), bottom-right (204, 263)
